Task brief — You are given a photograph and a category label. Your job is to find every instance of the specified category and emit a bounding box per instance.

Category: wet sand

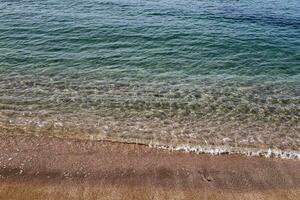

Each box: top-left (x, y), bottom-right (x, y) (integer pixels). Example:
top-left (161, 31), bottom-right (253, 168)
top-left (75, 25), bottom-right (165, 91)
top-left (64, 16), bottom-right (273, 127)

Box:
top-left (0, 135), bottom-right (300, 200)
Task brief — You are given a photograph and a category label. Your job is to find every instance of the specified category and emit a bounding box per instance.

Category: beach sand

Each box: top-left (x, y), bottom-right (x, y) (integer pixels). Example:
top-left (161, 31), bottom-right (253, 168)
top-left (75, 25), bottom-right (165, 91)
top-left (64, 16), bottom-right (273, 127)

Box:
top-left (0, 135), bottom-right (300, 200)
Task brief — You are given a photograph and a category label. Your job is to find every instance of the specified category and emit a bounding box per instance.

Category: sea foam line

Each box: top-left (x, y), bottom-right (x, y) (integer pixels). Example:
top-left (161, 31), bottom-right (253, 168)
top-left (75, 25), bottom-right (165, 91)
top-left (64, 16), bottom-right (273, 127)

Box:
top-left (148, 142), bottom-right (300, 160)
top-left (90, 135), bottom-right (300, 160)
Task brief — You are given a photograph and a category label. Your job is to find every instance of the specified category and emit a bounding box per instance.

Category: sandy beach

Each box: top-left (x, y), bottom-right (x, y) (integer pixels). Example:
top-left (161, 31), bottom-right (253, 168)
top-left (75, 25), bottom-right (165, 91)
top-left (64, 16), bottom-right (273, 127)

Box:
top-left (0, 135), bottom-right (299, 200)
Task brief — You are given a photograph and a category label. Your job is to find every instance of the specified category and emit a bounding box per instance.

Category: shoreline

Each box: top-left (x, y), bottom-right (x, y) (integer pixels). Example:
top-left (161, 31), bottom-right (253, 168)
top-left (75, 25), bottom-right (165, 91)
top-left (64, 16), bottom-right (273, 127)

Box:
top-left (0, 135), bottom-right (300, 199)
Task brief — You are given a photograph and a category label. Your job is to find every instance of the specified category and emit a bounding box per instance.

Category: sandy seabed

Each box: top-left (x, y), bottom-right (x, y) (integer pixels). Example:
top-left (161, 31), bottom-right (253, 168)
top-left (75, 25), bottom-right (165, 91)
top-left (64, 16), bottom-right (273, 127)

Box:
top-left (0, 135), bottom-right (300, 200)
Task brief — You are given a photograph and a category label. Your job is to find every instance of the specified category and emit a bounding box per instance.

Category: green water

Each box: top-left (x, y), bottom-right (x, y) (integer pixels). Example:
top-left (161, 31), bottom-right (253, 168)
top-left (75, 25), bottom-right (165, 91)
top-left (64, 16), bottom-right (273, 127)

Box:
top-left (0, 0), bottom-right (299, 151)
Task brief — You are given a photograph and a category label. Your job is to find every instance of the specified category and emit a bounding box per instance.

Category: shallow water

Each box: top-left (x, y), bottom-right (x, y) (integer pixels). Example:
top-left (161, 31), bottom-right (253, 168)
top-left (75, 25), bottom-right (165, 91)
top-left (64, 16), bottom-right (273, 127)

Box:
top-left (0, 0), bottom-right (299, 152)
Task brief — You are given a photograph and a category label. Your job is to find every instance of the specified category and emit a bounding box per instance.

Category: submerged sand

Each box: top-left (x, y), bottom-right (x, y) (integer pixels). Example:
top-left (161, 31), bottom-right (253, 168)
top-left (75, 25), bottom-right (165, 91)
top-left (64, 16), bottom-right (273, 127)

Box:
top-left (0, 135), bottom-right (300, 200)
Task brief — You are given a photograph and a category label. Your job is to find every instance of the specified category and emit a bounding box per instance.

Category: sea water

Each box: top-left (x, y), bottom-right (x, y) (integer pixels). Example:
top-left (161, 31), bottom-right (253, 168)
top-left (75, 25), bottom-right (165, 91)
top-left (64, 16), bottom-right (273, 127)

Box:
top-left (0, 0), bottom-right (299, 157)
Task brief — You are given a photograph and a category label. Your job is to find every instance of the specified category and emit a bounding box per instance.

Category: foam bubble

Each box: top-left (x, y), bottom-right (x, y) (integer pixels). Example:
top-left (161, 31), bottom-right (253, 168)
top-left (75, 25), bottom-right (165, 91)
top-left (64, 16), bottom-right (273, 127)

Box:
top-left (148, 142), bottom-right (300, 160)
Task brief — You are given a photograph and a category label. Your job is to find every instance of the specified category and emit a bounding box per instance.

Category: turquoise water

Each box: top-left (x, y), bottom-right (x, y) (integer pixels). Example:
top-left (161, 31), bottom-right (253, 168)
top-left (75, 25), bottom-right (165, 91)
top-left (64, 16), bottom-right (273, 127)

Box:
top-left (0, 0), bottom-right (299, 151)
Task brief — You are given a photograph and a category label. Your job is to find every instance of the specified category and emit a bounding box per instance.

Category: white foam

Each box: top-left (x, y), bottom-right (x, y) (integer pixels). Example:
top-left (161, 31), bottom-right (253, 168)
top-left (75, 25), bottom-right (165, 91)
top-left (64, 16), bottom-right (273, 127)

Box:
top-left (148, 142), bottom-right (300, 160)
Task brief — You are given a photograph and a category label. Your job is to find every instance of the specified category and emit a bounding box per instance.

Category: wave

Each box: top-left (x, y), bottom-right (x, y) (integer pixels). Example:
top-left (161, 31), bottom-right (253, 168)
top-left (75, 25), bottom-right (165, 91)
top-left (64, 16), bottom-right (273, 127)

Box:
top-left (90, 136), bottom-right (300, 160)
top-left (149, 142), bottom-right (300, 160)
